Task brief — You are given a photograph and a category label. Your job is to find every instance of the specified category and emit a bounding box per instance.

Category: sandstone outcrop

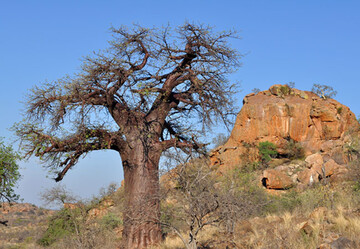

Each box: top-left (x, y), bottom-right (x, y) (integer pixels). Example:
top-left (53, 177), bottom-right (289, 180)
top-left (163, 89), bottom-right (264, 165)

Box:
top-left (211, 85), bottom-right (359, 169)
top-left (210, 84), bottom-right (359, 189)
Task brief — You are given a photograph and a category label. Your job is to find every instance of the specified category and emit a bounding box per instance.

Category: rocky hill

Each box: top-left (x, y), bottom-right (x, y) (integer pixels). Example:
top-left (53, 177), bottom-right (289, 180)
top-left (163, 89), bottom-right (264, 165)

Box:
top-left (210, 84), bottom-right (360, 190)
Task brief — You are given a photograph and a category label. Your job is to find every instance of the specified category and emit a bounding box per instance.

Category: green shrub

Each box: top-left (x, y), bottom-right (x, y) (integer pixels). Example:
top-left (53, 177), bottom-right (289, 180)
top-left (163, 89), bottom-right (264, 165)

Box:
top-left (353, 180), bottom-right (360, 191)
top-left (101, 212), bottom-right (122, 229)
top-left (337, 107), bottom-right (343, 114)
top-left (37, 209), bottom-right (78, 246)
top-left (264, 190), bottom-right (301, 214)
top-left (235, 170), bottom-right (267, 198)
top-left (280, 85), bottom-right (291, 95)
top-left (258, 141), bottom-right (278, 164)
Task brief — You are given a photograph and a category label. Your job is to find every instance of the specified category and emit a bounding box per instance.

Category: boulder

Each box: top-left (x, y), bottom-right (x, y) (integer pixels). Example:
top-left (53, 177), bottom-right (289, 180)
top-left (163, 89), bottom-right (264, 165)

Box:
top-left (262, 169), bottom-right (293, 189)
top-left (300, 221), bottom-right (314, 235)
top-left (305, 153), bottom-right (324, 169)
top-left (297, 168), bottom-right (318, 185)
top-left (323, 159), bottom-right (341, 177)
top-left (329, 166), bottom-right (349, 183)
top-left (330, 237), bottom-right (357, 249)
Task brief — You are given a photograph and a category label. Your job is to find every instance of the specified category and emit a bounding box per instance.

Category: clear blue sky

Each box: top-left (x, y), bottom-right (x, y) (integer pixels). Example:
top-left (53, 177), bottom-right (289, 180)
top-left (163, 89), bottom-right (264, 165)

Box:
top-left (1, 0), bottom-right (359, 207)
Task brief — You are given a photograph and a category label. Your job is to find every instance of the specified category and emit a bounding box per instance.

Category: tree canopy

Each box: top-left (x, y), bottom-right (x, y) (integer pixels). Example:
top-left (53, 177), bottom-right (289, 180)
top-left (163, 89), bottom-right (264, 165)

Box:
top-left (15, 23), bottom-right (240, 180)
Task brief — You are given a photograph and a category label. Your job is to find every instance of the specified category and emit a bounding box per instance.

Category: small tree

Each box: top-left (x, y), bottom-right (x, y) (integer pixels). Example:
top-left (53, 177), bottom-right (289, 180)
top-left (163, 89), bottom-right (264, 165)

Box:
top-left (162, 158), bottom-right (239, 248)
top-left (287, 81), bottom-right (295, 89)
top-left (0, 138), bottom-right (21, 205)
top-left (252, 88), bottom-right (261, 94)
top-left (311, 84), bottom-right (337, 99)
top-left (162, 159), bottom-right (222, 249)
top-left (0, 138), bottom-right (21, 226)
top-left (212, 133), bottom-right (229, 148)
top-left (39, 185), bottom-right (120, 248)
top-left (161, 157), bottom-right (268, 248)
top-left (40, 185), bottom-right (78, 208)
top-left (99, 182), bottom-right (118, 199)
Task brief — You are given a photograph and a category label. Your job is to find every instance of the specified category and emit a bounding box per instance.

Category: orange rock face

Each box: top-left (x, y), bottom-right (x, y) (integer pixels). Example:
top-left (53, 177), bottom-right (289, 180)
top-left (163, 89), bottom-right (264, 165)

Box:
top-left (87, 198), bottom-right (114, 218)
top-left (210, 85), bottom-right (359, 169)
top-left (63, 202), bottom-right (84, 210)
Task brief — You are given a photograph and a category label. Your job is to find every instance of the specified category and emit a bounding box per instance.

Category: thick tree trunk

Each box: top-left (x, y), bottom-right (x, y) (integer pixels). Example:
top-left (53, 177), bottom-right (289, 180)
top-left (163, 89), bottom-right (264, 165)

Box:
top-left (120, 143), bottom-right (162, 249)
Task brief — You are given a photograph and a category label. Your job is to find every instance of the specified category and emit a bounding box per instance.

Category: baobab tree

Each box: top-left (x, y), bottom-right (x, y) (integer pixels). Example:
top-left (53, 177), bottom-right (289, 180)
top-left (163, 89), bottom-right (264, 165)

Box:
top-left (14, 23), bottom-right (240, 248)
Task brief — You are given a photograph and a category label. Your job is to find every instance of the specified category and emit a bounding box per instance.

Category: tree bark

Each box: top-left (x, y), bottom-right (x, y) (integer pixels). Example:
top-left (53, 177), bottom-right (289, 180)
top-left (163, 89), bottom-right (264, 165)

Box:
top-left (120, 142), bottom-right (162, 249)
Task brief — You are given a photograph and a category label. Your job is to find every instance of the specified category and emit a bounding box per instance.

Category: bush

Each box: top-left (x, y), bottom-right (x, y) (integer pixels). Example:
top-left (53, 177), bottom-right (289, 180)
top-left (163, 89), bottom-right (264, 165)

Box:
top-left (38, 201), bottom-right (120, 248)
top-left (348, 144), bottom-right (360, 196)
top-left (337, 107), bottom-right (343, 114)
top-left (101, 212), bottom-right (122, 230)
top-left (280, 85), bottom-right (291, 95)
top-left (229, 168), bottom-right (270, 211)
top-left (258, 141), bottom-right (278, 164)
top-left (284, 139), bottom-right (305, 160)
top-left (37, 208), bottom-right (78, 246)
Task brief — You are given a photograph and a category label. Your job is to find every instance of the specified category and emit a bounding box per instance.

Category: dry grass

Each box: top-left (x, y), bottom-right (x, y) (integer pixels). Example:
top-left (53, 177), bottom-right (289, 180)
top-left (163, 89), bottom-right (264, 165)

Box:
top-left (151, 226), bottom-right (222, 249)
top-left (229, 204), bottom-right (359, 249)
top-left (150, 234), bottom-right (185, 249)
top-left (328, 207), bottom-right (360, 241)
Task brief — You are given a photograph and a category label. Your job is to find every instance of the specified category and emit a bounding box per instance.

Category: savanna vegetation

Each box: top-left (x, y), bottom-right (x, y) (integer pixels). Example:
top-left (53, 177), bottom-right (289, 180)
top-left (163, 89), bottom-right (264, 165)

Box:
top-left (11, 130), bottom-right (357, 249)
